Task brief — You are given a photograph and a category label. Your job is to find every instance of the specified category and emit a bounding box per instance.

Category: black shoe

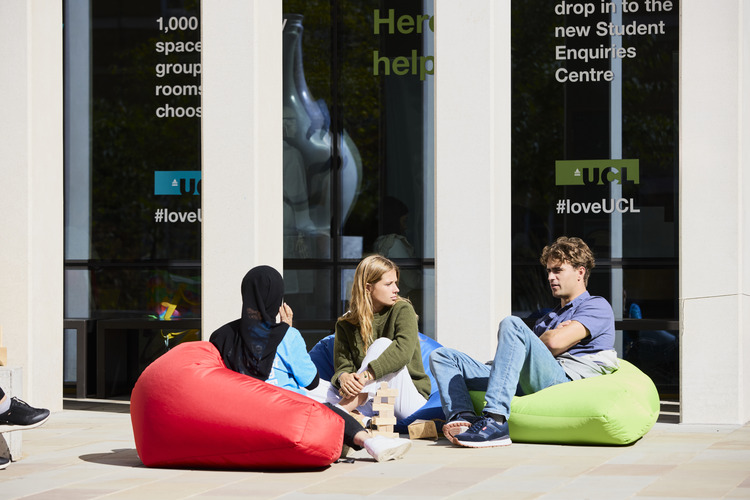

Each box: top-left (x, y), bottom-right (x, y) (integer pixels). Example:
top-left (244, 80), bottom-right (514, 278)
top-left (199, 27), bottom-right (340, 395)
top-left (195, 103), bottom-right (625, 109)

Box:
top-left (0, 397), bottom-right (50, 432)
top-left (0, 456), bottom-right (9, 470)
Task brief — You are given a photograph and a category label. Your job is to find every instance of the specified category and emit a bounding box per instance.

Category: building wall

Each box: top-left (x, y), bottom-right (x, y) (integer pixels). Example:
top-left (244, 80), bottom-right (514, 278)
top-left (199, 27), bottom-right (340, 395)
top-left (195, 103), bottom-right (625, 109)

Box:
top-left (200, 0), bottom-right (750, 425)
top-left (0, 1), bottom-right (63, 411)
top-left (201, 1), bottom-right (283, 336)
top-left (1, 0), bottom-right (748, 424)
top-left (680, 0), bottom-right (749, 424)
top-left (433, 1), bottom-right (512, 359)
top-left (743, 0), bottom-right (750, 424)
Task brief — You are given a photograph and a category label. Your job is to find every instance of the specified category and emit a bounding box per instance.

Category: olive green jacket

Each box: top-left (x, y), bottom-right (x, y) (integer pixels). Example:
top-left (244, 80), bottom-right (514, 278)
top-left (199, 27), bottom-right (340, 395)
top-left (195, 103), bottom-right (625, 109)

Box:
top-left (332, 300), bottom-right (431, 399)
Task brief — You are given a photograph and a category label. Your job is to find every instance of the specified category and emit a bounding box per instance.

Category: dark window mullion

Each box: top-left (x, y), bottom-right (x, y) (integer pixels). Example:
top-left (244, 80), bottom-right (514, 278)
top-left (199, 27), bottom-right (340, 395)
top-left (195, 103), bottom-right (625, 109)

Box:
top-left (330, 0), bottom-right (342, 318)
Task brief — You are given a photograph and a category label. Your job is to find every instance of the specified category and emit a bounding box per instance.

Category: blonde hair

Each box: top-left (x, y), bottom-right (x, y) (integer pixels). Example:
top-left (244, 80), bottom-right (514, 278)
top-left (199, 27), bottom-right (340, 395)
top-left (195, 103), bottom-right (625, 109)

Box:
top-left (340, 255), bottom-right (401, 350)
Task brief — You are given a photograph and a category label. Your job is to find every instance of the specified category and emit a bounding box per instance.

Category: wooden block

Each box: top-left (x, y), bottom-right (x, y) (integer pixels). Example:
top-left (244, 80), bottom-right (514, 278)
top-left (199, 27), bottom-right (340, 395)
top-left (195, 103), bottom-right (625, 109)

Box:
top-left (372, 403), bottom-right (395, 413)
top-left (372, 416), bottom-right (397, 426)
top-left (347, 411), bottom-right (367, 427)
top-left (375, 397), bottom-right (396, 405)
top-left (375, 382), bottom-right (399, 395)
top-left (371, 430), bottom-right (399, 438)
top-left (375, 389), bottom-right (399, 398)
top-left (408, 419), bottom-right (438, 440)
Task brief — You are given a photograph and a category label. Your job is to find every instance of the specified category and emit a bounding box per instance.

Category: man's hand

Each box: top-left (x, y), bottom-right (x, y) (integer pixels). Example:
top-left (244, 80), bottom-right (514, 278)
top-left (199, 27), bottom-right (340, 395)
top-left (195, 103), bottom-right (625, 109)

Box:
top-left (539, 320), bottom-right (589, 356)
top-left (279, 302), bottom-right (293, 327)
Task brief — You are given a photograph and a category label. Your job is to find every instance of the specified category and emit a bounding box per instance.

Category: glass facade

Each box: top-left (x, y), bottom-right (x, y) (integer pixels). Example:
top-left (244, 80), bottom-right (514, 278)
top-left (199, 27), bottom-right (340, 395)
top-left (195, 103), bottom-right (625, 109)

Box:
top-left (62, 0), bottom-right (678, 399)
top-left (64, 0), bottom-right (202, 397)
top-left (282, 0), bottom-right (436, 345)
top-left (63, 0), bottom-right (436, 395)
top-left (510, 0), bottom-right (679, 394)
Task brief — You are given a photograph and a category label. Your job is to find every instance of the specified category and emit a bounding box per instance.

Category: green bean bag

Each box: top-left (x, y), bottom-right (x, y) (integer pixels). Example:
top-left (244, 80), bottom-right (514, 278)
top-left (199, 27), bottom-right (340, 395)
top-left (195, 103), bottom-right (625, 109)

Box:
top-left (469, 359), bottom-right (659, 445)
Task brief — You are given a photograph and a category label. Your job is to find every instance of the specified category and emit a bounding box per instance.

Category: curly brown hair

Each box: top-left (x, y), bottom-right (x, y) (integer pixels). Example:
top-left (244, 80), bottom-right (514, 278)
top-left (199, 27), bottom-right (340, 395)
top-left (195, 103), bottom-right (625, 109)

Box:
top-left (539, 236), bottom-right (595, 286)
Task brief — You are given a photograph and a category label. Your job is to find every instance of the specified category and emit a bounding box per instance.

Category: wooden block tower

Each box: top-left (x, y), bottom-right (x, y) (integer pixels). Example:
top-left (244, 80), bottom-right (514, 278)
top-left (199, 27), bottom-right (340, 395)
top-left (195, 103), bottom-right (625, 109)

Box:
top-left (370, 382), bottom-right (399, 438)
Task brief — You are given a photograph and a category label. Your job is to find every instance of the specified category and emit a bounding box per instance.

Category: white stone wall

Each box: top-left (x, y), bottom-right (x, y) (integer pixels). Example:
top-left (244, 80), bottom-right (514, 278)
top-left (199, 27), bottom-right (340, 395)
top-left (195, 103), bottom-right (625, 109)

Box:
top-left (433, 1), bottom-right (513, 360)
top-left (680, 0), bottom-right (750, 424)
top-left (0, 1), bottom-right (63, 411)
top-left (201, 1), bottom-right (283, 337)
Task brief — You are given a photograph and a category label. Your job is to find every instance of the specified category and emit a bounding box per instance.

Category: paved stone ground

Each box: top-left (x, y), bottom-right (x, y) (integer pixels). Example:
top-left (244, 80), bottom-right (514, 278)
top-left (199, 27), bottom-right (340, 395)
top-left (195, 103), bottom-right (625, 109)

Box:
top-left (1, 400), bottom-right (748, 499)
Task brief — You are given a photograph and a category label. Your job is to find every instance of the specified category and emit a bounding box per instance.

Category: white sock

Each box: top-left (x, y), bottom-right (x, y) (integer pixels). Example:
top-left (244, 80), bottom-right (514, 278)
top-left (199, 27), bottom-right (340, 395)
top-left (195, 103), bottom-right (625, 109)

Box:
top-left (0, 397), bottom-right (10, 414)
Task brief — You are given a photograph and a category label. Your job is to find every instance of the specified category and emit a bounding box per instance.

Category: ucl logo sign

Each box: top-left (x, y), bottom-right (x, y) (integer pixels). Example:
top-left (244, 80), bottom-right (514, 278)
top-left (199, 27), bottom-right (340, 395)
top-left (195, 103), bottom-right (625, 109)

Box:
top-left (154, 171), bottom-right (201, 195)
top-left (555, 159), bottom-right (639, 186)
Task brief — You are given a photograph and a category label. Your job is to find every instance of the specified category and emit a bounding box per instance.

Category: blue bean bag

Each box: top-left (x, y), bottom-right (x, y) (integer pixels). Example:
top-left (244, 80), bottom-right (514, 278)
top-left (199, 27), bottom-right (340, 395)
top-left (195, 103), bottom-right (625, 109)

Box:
top-left (308, 333), bottom-right (445, 432)
top-left (468, 359), bottom-right (659, 445)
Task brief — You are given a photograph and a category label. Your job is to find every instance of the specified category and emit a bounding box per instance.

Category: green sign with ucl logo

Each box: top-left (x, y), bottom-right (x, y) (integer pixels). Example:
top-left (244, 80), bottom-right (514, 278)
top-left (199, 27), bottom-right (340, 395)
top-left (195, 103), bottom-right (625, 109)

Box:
top-left (555, 159), bottom-right (640, 186)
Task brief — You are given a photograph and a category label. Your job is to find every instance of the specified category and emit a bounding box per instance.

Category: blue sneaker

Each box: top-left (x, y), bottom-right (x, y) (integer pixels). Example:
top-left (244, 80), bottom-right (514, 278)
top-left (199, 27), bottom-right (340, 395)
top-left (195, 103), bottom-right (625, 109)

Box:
top-left (442, 413), bottom-right (481, 445)
top-left (454, 416), bottom-right (512, 448)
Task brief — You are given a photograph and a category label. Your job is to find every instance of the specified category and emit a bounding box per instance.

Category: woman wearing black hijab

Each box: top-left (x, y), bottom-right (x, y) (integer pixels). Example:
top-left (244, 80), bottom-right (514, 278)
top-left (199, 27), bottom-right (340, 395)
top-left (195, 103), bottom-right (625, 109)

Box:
top-left (209, 265), bottom-right (307, 383)
top-left (210, 265), bottom-right (412, 462)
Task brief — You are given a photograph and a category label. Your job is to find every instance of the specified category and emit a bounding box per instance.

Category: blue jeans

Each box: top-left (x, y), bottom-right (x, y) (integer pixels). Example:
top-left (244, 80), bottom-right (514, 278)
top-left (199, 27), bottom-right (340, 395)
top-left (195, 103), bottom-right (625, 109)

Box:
top-left (429, 316), bottom-right (570, 420)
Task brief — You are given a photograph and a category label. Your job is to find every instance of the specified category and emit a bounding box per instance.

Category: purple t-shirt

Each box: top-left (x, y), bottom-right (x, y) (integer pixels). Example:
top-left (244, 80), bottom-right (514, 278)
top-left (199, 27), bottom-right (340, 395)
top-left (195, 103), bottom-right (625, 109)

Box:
top-left (533, 291), bottom-right (615, 356)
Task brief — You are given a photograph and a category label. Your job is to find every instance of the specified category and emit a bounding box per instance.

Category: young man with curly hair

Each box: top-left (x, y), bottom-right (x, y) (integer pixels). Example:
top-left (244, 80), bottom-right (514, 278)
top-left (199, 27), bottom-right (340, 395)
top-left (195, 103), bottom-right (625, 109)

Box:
top-left (430, 236), bottom-right (619, 447)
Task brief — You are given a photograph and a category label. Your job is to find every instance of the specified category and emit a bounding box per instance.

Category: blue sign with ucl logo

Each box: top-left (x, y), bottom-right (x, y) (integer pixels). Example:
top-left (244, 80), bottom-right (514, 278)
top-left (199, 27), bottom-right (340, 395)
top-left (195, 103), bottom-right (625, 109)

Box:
top-left (154, 170), bottom-right (202, 195)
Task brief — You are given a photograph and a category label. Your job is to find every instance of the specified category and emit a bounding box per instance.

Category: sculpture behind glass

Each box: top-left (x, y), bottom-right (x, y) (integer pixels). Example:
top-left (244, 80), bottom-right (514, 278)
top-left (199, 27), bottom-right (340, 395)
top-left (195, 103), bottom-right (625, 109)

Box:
top-left (282, 14), bottom-right (362, 261)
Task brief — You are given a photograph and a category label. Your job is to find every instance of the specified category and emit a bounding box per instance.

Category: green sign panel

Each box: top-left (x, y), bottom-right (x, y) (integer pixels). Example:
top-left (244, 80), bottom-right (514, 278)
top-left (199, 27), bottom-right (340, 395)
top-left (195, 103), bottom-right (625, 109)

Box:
top-left (555, 159), bottom-right (640, 186)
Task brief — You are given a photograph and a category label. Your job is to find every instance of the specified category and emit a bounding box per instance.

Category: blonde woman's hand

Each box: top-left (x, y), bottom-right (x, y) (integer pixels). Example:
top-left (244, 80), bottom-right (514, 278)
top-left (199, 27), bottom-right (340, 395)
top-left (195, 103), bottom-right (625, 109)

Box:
top-left (338, 372), bottom-right (364, 398)
top-left (279, 302), bottom-right (293, 327)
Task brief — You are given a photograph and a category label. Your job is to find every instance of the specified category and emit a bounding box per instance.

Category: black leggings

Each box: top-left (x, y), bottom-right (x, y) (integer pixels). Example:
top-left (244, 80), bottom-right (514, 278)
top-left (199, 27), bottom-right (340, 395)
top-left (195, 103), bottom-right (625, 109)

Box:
top-left (324, 403), bottom-right (365, 450)
top-left (0, 387), bottom-right (4, 400)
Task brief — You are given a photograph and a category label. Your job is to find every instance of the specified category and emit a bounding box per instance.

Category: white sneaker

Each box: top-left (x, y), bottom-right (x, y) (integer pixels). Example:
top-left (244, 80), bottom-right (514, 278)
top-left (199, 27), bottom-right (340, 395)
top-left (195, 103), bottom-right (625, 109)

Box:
top-left (364, 435), bottom-right (412, 462)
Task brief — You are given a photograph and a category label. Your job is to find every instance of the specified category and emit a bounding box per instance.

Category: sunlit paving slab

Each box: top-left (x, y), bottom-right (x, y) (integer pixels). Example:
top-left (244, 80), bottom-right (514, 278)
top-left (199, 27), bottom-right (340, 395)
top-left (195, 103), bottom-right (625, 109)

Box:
top-left (1, 404), bottom-right (748, 499)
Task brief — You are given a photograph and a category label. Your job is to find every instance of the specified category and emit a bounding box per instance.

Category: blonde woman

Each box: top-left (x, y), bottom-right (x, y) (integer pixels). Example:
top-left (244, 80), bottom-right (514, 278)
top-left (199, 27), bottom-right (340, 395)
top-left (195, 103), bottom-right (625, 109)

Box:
top-left (331, 255), bottom-right (430, 420)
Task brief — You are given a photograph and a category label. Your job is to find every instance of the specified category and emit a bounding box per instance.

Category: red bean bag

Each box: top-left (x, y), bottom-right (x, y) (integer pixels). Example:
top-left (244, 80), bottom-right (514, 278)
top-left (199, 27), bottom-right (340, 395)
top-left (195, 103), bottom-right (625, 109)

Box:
top-left (130, 341), bottom-right (344, 469)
